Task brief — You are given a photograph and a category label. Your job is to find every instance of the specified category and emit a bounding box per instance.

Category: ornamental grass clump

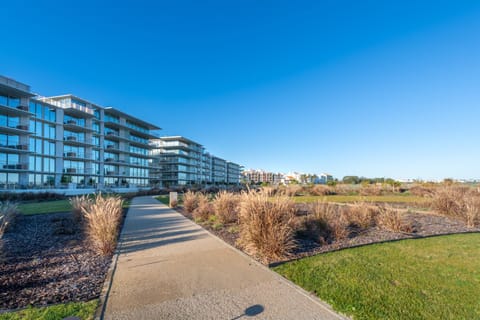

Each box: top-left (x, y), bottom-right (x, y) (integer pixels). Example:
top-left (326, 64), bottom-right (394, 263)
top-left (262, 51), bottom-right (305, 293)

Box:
top-left (213, 191), bottom-right (240, 224)
top-left (238, 192), bottom-right (297, 262)
top-left (304, 201), bottom-right (349, 242)
top-left (192, 193), bottom-right (213, 221)
top-left (376, 205), bottom-right (412, 233)
top-left (0, 201), bottom-right (18, 239)
top-left (69, 195), bottom-right (93, 222)
top-left (81, 193), bottom-right (124, 256)
top-left (183, 191), bottom-right (199, 213)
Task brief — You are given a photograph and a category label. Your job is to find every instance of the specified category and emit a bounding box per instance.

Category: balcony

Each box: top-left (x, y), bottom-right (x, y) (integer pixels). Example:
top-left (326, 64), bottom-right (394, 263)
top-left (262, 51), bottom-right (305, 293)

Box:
top-left (0, 104), bottom-right (33, 117)
top-left (0, 144), bottom-right (31, 153)
top-left (65, 168), bottom-right (77, 174)
top-left (1, 163), bottom-right (28, 170)
top-left (17, 105), bottom-right (29, 112)
top-left (106, 170), bottom-right (117, 176)
top-left (65, 152), bottom-right (77, 158)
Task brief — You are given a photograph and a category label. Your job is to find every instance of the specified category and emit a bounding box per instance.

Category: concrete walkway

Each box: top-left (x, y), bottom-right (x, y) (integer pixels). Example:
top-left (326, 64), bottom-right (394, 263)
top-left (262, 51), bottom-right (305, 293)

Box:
top-left (102, 196), bottom-right (346, 320)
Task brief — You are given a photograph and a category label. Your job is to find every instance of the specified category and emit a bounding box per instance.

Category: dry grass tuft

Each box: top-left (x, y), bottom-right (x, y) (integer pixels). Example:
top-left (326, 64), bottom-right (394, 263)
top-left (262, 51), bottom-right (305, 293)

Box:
top-left (183, 191), bottom-right (199, 213)
top-left (310, 185), bottom-right (335, 196)
top-left (0, 201), bottom-right (18, 238)
top-left (238, 192), bottom-right (297, 262)
top-left (69, 195), bottom-right (93, 222)
top-left (82, 193), bottom-right (124, 256)
top-left (430, 186), bottom-right (468, 217)
top-left (192, 193), bottom-right (213, 221)
top-left (464, 194), bottom-right (480, 228)
top-left (376, 205), bottom-right (412, 233)
top-left (285, 185), bottom-right (303, 197)
top-left (302, 201), bottom-right (350, 243)
top-left (213, 191), bottom-right (240, 224)
top-left (347, 202), bottom-right (379, 229)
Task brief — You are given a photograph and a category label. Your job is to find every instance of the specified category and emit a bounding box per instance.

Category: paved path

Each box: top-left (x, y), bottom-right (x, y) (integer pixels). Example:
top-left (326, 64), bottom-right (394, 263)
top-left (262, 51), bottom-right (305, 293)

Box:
top-left (102, 196), bottom-right (346, 320)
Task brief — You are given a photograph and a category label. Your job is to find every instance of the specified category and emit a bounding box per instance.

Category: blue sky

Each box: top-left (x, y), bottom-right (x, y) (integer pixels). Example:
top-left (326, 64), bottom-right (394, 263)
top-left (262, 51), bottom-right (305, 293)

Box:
top-left (1, 1), bottom-right (479, 180)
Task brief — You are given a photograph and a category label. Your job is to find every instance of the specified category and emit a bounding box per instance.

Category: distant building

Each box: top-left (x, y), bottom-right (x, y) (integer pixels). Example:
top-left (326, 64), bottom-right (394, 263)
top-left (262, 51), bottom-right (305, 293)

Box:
top-left (150, 136), bottom-right (241, 187)
top-left (318, 173), bottom-right (333, 184)
top-left (243, 169), bottom-right (282, 185)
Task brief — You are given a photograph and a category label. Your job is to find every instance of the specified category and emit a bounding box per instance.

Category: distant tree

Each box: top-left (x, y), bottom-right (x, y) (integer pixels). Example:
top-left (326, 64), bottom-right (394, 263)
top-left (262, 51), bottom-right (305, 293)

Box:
top-left (327, 180), bottom-right (337, 187)
top-left (343, 176), bottom-right (360, 184)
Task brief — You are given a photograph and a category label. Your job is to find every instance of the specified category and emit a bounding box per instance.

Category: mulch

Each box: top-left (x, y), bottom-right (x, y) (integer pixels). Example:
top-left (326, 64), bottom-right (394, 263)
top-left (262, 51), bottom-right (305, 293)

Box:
top-left (0, 212), bottom-right (111, 310)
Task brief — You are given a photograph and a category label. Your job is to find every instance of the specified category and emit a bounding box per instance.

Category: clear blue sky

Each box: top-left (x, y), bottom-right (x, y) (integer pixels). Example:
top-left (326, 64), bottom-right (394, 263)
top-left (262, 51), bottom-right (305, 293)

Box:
top-left (1, 0), bottom-right (479, 180)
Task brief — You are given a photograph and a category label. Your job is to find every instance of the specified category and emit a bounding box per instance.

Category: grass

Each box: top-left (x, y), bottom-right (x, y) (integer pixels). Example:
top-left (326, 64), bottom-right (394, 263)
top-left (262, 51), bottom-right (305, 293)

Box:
top-left (274, 233), bottom-right (480, 320)
top-left (18, 199), bottom-right (71, 215)
top-left (293, 194), bottom-right (426, 204)
top-left (0, 300), bottom-right (98, 320)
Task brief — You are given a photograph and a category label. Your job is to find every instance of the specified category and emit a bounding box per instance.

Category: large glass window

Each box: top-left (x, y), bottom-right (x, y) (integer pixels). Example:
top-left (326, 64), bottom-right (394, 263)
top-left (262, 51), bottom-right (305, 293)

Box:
top-left (104, 114), bottom-right (119, 123)
top-left (0, 94), bottom-right (20, 108)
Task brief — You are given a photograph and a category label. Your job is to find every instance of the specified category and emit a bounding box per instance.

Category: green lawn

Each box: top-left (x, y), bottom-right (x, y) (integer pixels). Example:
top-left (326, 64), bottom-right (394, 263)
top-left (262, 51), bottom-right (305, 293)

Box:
top-left (18, 199), bottom-right (72, 215)
top-left (274, 233), bottom-right (480, 320)
top-left (293, 194), bottom-right (427, 204)
top-left (0, 300), bottom-right (97, 320)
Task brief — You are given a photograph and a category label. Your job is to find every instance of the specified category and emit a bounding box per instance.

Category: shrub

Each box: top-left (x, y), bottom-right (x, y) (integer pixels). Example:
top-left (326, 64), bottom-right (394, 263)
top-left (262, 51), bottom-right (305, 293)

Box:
top-left (376, 205), bottom-right (412, 233)
top-left (284, 185), bottom-right (303, 197)
top-left (82, 194), bottom-right (124, 256)
top-left (213, 191), bottom-right (240, 224)
top-left (238, 193), bottom-right (297, 262)
top-left (310, 185), bottom-right (335, 196)
top-left (183, 191), bottom-right (199, 213)
top-left (430, 186), bottom-right (468, 217)
top-left (301, 201), bottom-right (349, 243)
top-left (359, 184), bottom-right (383, 196)
top-left (347, 202), bottom-right (379, 229)
top-left (463, 194), bottom-right (480, 228)
top-left (69, 195), bottom-right (93, 222)
top-left (408, 185), bottom-right (436, 197)
top-left (0, 202), bottom-right (18, 238)
top-left (192, 193), bottom-right (213, 221)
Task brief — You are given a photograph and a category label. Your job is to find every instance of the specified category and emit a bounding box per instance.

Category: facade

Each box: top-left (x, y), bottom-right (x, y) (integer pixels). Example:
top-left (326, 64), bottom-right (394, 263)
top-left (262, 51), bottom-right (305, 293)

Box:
top-left (226, 162), bottom-right (241, 184)
top-left (0, 75), bottom-right (159, 190)
top-left (150, 136), bottom-right (241, 187)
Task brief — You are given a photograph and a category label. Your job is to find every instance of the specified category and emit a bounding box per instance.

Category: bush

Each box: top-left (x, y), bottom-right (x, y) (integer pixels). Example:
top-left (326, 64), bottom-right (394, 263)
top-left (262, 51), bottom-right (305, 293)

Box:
top-left (82, 194), bottom-right (124, 256)
top-left (213, 191), bottom-right (240, 224)
top-left (183, 191), bottom-right (199, 213)
top-left (310, 185), bottom-right (335, 196)
top-left (284, 185), bottom-right (303, 197)
top-left (238, 192), bottom-right (296, 262)
top-left (304, 201), bottom-right (349, 242)
top-left (408, 185), bottom-right (436, 197)
top-left (0, 201), bottom-right (18, 238)
top-left (376, 205), bottom-right (412, 233)
top-left (464, 194), bottom-right (480, 228)
top-left (430, 186), bottom-right (469, 217)
top-left (69, 195), bottom-right (93, 222)
top-left (347, 202), bottom-right (379, 229)
top-left (192, 193), bottom-right (213, 221)
top-left (359, 184), bottom-right (383, 196)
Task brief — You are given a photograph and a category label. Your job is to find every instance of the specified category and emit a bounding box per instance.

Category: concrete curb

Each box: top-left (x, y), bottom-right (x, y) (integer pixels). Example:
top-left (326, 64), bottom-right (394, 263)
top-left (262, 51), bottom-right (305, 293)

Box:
top-left (155, 198), bottom-right (350, 320)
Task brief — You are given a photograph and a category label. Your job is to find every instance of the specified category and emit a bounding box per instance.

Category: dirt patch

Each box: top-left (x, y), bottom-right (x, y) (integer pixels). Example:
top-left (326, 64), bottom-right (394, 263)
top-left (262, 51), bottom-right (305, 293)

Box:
top-left (175, 206), bottom-right (479, 265)
top-left (0, 212), bottom-right (111, 310)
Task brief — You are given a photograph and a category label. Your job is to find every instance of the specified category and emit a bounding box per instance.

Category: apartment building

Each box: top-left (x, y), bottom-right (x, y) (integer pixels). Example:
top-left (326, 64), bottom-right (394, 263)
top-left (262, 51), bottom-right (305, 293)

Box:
top-left (0, 75), bottom-right (160, 190)
top-left (242, 169), bottom-right (283, 185)
top-left (150, 136), bottom-right (204, 187)
top-left (150, 136), bottom-right (241, 187)
top-left (226, 162), bottom-right (241, 184)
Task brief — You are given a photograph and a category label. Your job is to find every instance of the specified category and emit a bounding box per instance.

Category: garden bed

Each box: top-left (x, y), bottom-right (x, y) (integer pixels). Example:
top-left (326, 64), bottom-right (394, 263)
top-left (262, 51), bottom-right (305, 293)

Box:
top-left (175, 205), bottom-right (479, 265)
top-left (0, 212), bottom-right (111, 310)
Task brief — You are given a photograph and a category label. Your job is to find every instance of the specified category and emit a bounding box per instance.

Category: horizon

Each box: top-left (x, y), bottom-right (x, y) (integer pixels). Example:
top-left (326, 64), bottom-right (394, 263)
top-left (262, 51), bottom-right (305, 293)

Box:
top-left (1, 1), bottom-right (479, 180)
